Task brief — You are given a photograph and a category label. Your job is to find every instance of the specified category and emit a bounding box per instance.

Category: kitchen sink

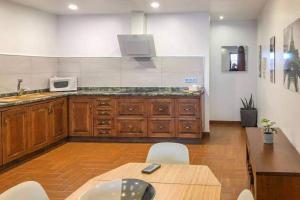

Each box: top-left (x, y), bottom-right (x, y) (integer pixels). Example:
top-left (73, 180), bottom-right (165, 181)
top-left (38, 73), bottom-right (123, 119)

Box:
top-left (0, 92), bottom-right (60, 103)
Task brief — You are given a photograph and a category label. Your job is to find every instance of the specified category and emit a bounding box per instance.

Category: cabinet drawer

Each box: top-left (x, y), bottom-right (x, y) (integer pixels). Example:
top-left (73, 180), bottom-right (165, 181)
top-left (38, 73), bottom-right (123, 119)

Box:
top-left (148, 99), bottom-right (174, 117)
top-left (176, 118), bottom-right (201, 138)
top-left (176, 99), bottom-right (200, 117)
top-left (94, 128), bottom-right (115, 137)
top-left (148, 118), bottom-right (175, 138)
top-left (117, 99), bottom-right (146, 117)
top-left (116, 118), bottom-right (147, 137)
top-left (95, 98), bottom-right (114, 107)
top-left (94, 118), bottom-right (114, 127)
top-left (94, 109), bottom-right (113, 117)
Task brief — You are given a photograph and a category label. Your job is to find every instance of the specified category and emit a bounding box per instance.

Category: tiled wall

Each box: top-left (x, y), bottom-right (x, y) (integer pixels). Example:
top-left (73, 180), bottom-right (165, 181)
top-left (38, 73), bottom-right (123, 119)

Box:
top-left (0, 55), bottom-right (204, 94)
top-left (58, 57), bottom-right (205, 87)
top-left (0, 55), bottom-right (58, 94)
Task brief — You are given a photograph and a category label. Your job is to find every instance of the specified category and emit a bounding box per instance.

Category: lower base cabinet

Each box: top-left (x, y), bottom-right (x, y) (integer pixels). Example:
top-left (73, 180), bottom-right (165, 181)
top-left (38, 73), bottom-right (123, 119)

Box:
top-left (148, 118), bottom-right (175, 138)
top-left (0, 98), bottom-right (68, 165)
top-left (2, 107), bottom-right (28, 164)
top-left (116, 118), bottom-right (147, 137)
top-left (28, 103), bottom-right (50, 152)
top-left (69, 97), bottom-right (93, 136)
top-left (176, 118), bottom-right (202, 138)
top-left (69, 96), bottom-right (203, 139)
top-left (49, 98), bottom-right (68, 142)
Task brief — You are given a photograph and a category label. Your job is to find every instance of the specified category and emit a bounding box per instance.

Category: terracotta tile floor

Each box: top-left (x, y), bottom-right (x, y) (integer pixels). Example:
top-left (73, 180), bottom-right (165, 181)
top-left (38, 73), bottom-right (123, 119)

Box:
top-left (0, 123), bottom-right (248, 200)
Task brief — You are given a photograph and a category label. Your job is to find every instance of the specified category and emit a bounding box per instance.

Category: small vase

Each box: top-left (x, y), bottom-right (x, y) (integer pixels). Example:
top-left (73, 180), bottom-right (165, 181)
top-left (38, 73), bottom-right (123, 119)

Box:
top-left (264, 133), bottom-right (274, 144)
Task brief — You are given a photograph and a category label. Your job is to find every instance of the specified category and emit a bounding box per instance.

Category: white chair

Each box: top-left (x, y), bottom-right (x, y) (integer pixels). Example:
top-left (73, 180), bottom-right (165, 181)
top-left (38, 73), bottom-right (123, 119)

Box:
top-left (0, 181), bottom-right (49, 200)
top-left (146, 142), bottom-right (190, 164)
top-left (237, 189), bottom-right (254, 200)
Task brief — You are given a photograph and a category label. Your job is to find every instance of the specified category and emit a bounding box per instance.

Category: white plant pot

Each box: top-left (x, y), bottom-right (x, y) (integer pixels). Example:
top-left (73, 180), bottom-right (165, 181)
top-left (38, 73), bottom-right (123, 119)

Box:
top-left (264, 133), bottom-right (274, 144)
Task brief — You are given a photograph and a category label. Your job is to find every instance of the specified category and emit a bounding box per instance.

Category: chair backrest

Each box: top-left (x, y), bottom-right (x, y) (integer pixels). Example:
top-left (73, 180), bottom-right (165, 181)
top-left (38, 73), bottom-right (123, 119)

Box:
top-left (146, 142), bottom-right (190, 164)
top-left (0, 181), bottom-right (49, 200)
top-left (237, 189), bottom-right (254, 200)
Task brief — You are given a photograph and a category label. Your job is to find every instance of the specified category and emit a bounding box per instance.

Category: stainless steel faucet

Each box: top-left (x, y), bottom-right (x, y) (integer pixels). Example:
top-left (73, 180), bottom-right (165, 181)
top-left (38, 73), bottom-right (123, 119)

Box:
top-left (17, 79), bottom-right (25, 96)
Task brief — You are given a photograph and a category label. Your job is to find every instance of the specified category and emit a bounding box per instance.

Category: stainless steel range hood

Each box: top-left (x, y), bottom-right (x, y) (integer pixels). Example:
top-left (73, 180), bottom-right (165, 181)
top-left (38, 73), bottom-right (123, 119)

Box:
top-left (118, 12), bottom-right (156, 57)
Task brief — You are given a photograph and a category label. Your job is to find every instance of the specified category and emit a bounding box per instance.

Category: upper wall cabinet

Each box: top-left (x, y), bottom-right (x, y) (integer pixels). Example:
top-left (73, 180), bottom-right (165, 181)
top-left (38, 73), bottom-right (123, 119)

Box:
top-left (222, 46), bottom-right (248, 72)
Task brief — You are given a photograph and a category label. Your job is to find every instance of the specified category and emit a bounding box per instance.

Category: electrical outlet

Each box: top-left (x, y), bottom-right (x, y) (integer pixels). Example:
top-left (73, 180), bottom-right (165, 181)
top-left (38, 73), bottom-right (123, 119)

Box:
top-left (184, 77), bottom-right (198, 83)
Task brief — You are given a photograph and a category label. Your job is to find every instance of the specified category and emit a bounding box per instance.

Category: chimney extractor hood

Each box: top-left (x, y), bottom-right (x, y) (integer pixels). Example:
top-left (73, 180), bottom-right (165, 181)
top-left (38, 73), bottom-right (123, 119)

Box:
top-left (118, 34), bottom-right (156, 57)
top-left (118, 12), bottom-right (156, 57)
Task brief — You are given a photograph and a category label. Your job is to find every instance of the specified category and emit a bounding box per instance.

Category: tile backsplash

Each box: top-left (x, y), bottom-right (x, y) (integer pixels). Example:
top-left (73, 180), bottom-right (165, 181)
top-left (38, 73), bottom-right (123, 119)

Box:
top-left (0, 55), bottom-right (58, 94)
top-left (58, 57), bottom-right (204, 88)
top-left (0, 55), bottom-right (204, 94)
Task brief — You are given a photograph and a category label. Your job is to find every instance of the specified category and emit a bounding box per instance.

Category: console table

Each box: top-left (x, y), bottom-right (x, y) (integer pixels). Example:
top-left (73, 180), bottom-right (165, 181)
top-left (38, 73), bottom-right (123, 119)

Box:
top-left (246, 128), bottom-right (300, 200)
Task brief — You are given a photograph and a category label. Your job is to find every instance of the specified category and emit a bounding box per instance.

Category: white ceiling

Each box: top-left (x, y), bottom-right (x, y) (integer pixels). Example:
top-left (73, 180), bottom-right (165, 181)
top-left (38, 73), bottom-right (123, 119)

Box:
top-left (9, 0), bottom-right (267, 20)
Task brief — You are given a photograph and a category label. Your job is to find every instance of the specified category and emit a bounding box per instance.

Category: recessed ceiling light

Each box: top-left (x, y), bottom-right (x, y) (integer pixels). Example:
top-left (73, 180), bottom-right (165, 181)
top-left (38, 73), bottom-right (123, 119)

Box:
top-left (68, 4), bottom-right (78, 11)
top-left (219, 16), bottom-right (224, 20)
top-left (151, 2), bottom-right (160, 8)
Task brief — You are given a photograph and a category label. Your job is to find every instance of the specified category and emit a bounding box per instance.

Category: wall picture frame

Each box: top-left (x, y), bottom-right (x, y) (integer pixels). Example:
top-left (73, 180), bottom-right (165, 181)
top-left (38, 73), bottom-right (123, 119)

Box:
top-left (270, 36), bottom-right (276, 83)
top-left (283, 18), bottom-right (300, 93)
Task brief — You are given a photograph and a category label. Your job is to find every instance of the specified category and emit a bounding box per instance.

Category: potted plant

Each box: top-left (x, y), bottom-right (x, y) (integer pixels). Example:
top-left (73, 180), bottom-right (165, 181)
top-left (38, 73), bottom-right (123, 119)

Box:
top-left (260, 118), bottom-right (277, 144)
top-left (240, 94), bottom-right (257, 127)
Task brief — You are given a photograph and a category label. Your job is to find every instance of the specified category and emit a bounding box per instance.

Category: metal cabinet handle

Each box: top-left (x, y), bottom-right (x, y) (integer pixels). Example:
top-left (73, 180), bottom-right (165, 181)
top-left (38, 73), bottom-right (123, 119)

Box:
top-left (184, 108), bottom-right (191, 111)
top-left (159, 126), bottom-right (164, 129)
top-left (128, 107), bottom-right (134, 111)
top-left (158, 107), bottom-right (164, 111)
top-left (185, 126), bottom-right (191, 129)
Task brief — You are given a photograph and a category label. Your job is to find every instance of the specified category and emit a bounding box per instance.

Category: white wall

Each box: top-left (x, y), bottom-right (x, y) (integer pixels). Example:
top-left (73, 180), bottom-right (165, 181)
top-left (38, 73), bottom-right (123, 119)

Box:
top-left (210, 21), bottom-right (257, 121)
top-left (257, 0), bottom-right (300, 152)
top-left (57, 14), bottom-right (131, 57)
top-left (0, 0), bottom-right (57, 56)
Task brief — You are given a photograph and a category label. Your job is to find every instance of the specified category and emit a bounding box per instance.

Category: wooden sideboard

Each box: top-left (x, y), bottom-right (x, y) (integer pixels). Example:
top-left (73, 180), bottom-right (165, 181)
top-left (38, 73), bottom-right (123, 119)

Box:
top-left (246, 128), bottom-right (300, 200)
top-left (69, 96), bottom-right (203, 139)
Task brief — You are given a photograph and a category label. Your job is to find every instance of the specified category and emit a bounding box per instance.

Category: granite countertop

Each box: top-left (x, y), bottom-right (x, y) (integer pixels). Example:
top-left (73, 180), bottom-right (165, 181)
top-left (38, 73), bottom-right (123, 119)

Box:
top-left (0, 87), bottom-right (204, 108)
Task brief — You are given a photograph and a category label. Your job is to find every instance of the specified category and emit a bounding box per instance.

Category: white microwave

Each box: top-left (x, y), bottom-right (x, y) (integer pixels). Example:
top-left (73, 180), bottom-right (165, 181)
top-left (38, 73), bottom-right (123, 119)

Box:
top-left (49, 77), bottom-right (78, 92)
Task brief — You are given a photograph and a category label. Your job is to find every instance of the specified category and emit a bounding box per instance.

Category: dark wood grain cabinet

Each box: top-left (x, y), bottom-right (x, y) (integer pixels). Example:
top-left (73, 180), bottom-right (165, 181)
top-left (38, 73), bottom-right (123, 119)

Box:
top-left (69, 97), bottom-right (93, 136)
top-left (116, 118), bottom-right (147, 137)
top-left (49, 98), bottom-right (68, 142)
top-left (28, 103), bottom-right (50, 152)
top-left (1, 107), bottom-right (28, 164)
top-left (148, 118), bottom-right (175, 137)
top-left (0, 98), bottom-right (68, 165)
top-left (93, 98), bottom-right (116, 137)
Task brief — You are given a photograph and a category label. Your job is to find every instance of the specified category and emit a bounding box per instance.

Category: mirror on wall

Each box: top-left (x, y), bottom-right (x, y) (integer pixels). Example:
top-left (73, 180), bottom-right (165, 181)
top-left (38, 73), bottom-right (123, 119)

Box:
top-left (221, 46), bottom-right (248, 72)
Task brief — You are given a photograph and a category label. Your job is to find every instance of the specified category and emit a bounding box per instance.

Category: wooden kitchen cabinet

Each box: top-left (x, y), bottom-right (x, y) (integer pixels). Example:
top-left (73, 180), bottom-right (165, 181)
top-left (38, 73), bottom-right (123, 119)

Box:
top-left (117, 99), bottom-right (147, 117)
top-left (176, 99), bottom-right (200, 117)
top-left (69, 97), bottom-right (93, 136)
top-left (49, 98), bottom-right (68, 142)
top-left (116, 118), bottom-right (147, 137)
top-left (93, 98), bottom-right (116, 137)
top-left (27, 103), bottom-right (50, 152)
top-left (176, 118), bottom-right (201, 138)
top-left (148, 118), bottom-right (175, 138)
top-left (1, 107), bottom-right (28, 164)
top-left (148, 99), bottom-right (174, 117)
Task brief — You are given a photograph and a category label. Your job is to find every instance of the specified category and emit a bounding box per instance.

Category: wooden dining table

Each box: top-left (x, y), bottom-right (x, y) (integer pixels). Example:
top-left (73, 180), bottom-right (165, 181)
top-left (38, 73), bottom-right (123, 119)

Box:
top-left (66, 163), bottom-right (221, 200)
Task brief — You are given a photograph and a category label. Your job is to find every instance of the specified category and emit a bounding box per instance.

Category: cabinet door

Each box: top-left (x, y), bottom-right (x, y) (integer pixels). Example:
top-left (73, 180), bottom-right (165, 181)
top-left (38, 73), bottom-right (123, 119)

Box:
top-left (148, 118), bottom-right (175, 138)
top-left (148, 99), bottom-right (174, 117)
top-left (49, 98), bottom-right (68, 142)
top-left (116, 118), bottom-right (147, 137)
top-left (2, 107), bottom-right (27, 164)
top-left (28, 103), bottom-right (50, 152)
top-left (69, 97), bottom-right (93, 136)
